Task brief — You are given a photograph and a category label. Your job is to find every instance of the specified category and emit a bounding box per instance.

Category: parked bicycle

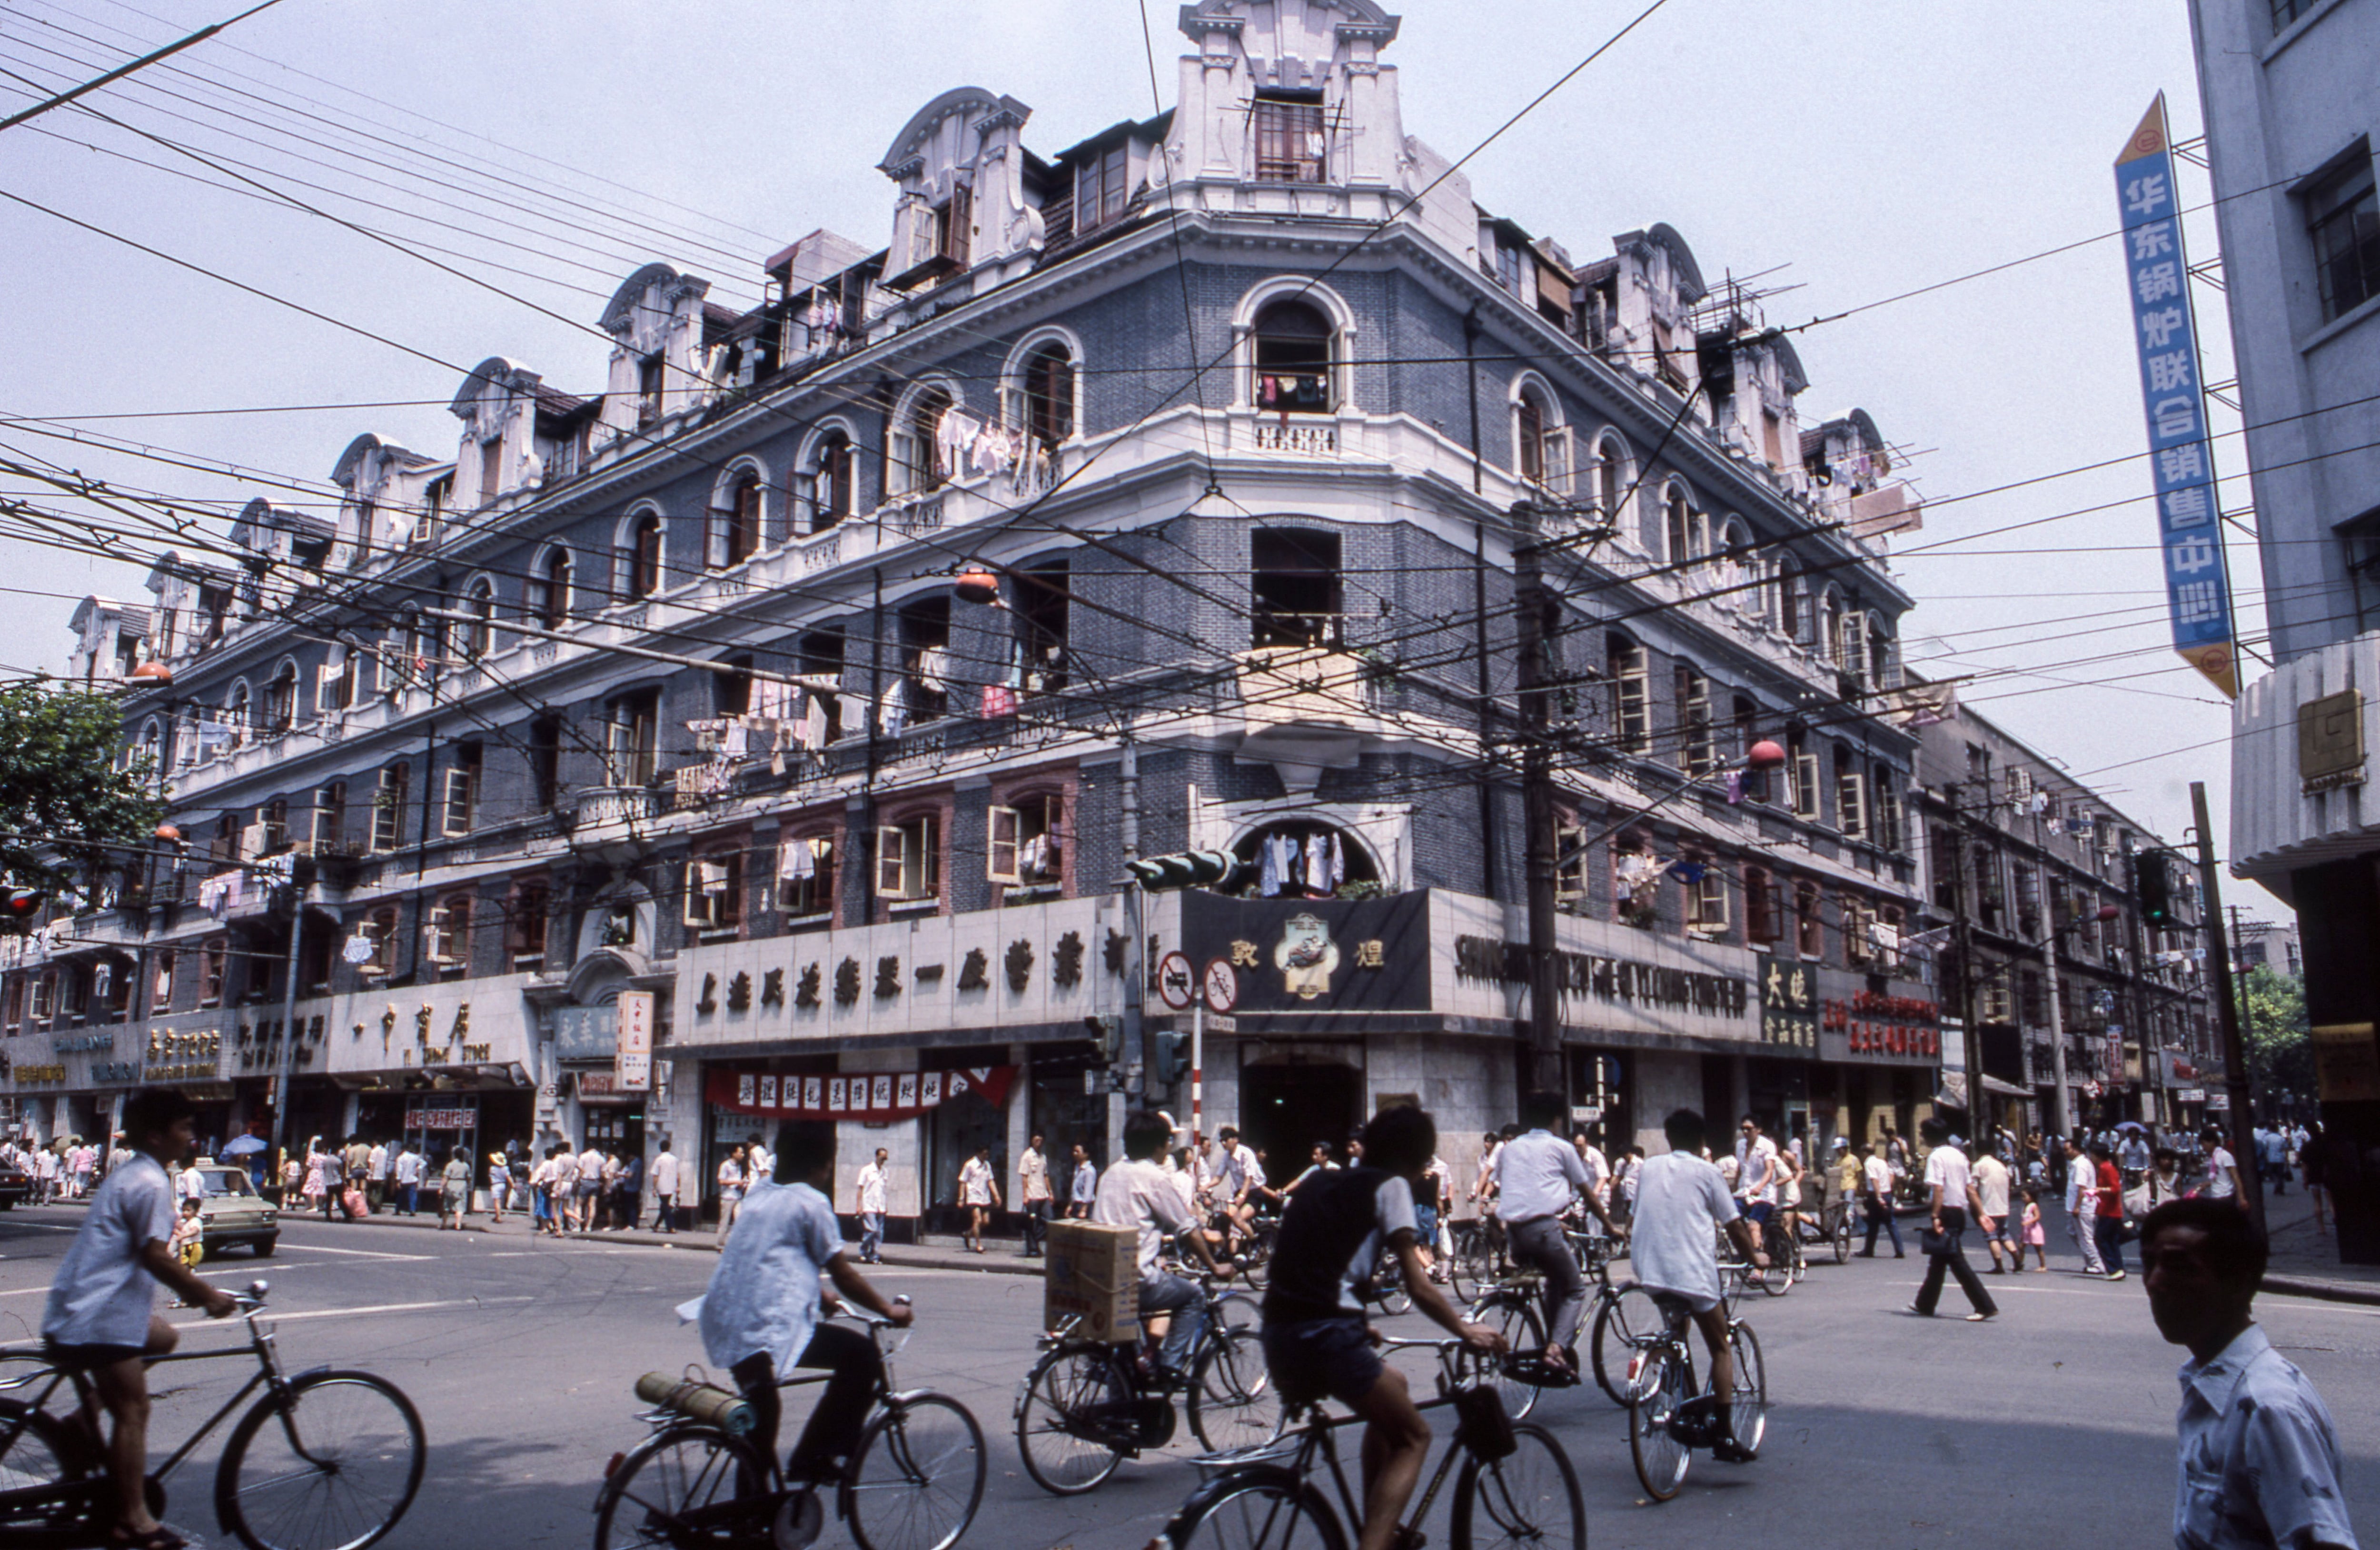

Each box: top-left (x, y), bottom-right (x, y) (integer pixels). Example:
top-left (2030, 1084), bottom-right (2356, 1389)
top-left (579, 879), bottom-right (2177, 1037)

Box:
top-left (0, 1281), bottom-right (426, 1550)
top-left (1625, 1266), bottom-right (1767, 1502)
top-left (1155, 1334), bottom-right (1585, 1550)
top-left (594, 1299), bottom-right (982, 1550)
top-left (1015, 1259), bottom-right (1277, 1495)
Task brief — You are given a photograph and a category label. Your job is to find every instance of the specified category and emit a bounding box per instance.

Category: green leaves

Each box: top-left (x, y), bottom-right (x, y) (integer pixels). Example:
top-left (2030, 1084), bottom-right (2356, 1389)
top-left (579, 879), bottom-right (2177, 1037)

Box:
top-left (2240, 964), bottom-right (2315, 1113)
top-left (0, 682), bottom-right (163, 896)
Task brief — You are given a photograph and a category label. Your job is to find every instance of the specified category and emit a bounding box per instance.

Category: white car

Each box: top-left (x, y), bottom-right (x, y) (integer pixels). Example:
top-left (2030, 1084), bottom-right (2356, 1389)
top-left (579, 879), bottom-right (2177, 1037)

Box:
top-left (187, 1160), bottom-right (279, 1257)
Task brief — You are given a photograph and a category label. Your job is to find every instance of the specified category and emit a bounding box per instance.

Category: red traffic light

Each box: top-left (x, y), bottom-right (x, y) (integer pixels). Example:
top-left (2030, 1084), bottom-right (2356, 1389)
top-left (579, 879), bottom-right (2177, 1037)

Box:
top-left (0, 889), bottom-right (46, 926)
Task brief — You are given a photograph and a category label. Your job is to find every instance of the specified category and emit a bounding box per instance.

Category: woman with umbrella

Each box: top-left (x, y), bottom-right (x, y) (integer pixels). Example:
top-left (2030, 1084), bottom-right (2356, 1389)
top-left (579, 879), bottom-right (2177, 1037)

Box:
top-left (221, 1132), bottom-right (268, 1192)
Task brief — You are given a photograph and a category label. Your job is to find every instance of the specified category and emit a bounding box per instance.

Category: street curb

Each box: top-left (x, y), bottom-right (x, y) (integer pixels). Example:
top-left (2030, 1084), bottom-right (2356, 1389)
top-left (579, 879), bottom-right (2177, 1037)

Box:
top-left (2261, 1274), bottom-right (2380, 1307)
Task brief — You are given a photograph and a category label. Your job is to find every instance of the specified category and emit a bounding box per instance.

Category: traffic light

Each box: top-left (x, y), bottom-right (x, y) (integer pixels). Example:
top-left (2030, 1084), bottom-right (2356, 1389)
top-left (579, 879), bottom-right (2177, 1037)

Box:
top-left (1083, 1014), bottom-right (1123, 1067)
top-left (0, 890), bottom-right (45, 933)
top-left (1124, 850), bottom-right (1240, 891)
top-left (1152, 1027), bottom-right (1191, 1087)
top-left (2137, 851), bottom-right (2176, 928)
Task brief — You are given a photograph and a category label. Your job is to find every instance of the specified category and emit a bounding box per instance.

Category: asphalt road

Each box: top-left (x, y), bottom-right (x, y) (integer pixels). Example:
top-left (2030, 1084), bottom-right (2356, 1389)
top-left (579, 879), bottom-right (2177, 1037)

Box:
top-left (5, 1205), bottom-right (2379, 1550)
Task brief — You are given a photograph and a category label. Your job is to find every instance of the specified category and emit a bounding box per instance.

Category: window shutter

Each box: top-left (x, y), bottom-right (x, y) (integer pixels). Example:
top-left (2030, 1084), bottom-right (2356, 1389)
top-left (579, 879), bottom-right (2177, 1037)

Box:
top-left (1793, 752), bottom-right (1821, 818)
top-left (442, 766), bottom-right (472, 836)
top-left (1838, 767), bottom-right (1867, 838)
top-left (875, 825), bottom-right (908, 898)
top-left (1841, 610), bottom-right (1871, 684)
top-left (1554, 824), bottom-right (1586, 901)
top-left (987, 805), bottom-right (1021, 884)
top-left (1541, 426), bottom-right (1573, 497)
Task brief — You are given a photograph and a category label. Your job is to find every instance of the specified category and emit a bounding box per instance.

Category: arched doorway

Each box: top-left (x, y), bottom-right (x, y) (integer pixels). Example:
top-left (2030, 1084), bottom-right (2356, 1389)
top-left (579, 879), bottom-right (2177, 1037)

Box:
top-left (1231, 820), bottom-right (1379, 900)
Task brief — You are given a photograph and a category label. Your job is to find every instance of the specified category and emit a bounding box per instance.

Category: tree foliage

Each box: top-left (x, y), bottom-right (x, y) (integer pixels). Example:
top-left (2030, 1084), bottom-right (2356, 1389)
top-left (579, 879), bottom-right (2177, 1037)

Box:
top-left (2241, 964), bottom-right (2315, 1115)
top-left (0, 683), bottom-right (161, 895)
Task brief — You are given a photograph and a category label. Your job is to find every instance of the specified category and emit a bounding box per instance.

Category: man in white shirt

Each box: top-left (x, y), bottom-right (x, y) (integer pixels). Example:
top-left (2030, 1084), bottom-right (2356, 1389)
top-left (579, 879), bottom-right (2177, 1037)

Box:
top-left (1494, 1092), bottom-right (1622, 1375)
top-left (2202, 1126), bottom-right (2246, 1206)
top-left (1018, 1134), bottom-right (1052, 1259)
top-left (854, 1147), bottom-right (889, 1263)
top-left (1572, 1131), bottom-right (1612, 1239)
top-left (746, 1134), bottom-right (773, 1185)
top-left (650, 1139), bottom-right (681, 1233)
top-left (1093, 1110), bottom-right (1231, 1379)
top-left (2143, 1197), bottom-right (2359, 1550)
top-left (43, 1088), bottom-right (238, 1546)
top-left (1971, 1148), bottom-right (2015, 1273)
top-left (1856, 1138), bottom-right (1904, 1258)
top-left (393, 1142), bottom-right (426, 1217)
top-left (1733, 1114), bottom-right (1780, 1256)
top-left (1633, 1109), bottom-right (1765, 1462)
top-left (1910, 1120), bottom-right (1996, 1321)
top-left (366, 1140), bottom-right (389, 1213)
top-left (701, 1122), bottom-right (912, 1486)
top-left (577, 1143), bottom-right (605, 1235)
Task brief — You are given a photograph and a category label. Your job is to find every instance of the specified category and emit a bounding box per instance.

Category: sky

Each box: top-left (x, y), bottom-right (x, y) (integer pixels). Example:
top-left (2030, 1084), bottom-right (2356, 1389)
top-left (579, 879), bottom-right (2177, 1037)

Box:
top-left (0, 0), bottom-right (2275, 905)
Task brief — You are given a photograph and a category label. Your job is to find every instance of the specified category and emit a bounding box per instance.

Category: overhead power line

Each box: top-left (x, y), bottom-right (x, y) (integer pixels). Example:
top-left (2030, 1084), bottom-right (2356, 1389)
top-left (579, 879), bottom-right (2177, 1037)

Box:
top-left (0, 0), bottom-right (279, 132)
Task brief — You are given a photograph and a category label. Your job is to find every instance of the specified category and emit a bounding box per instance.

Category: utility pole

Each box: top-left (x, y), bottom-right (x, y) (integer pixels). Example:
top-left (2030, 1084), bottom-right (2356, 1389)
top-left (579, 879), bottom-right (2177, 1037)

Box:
top-left (2190, 781), bottom-right (2264, 1236)
top-left (2225, 904), bottom-right (2256, 1118)
top-left (267, 873), bottom-right (306, 1170)
top-left (1511, 510), bottom-right (1563, 1094)
top-left (2035, 806), bottom-right (2073, 1140)
top-left (1948, 783), bottom-right (1986, 1136)
top-left (1120, 736), bottom-right (1144, 1109)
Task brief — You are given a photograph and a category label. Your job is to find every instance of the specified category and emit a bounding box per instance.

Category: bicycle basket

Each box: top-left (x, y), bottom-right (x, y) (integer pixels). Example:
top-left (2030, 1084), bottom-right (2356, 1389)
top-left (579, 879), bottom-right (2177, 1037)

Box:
top-left (1452, 1382), bottom-right (1517, 1462)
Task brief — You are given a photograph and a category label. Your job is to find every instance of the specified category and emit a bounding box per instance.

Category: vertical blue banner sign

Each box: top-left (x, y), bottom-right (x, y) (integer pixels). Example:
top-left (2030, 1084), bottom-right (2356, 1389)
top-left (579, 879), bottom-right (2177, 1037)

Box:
top-left (2115, 93), bottom-right (2237, 697)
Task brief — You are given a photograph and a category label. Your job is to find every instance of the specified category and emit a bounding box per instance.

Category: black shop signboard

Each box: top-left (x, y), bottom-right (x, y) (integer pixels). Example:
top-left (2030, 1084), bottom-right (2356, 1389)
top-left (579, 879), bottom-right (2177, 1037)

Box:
top-left (1177, 890), bottom-right (1432, 1021)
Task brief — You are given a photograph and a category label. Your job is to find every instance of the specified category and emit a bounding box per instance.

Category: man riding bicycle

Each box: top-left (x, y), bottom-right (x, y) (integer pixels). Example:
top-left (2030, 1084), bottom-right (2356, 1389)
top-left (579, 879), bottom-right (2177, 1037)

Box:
top-left (697, 1121), bottom-right (912, 1484)
top-left (1633, 1108), bottom-right (1767, 1464)
top-left (1494, 1092), bottom-right (1623, 1378)
top-left (1093, 1110), bottom-right (1231, 1381)
top-left (1261, 1104), bottom-right (1503, 1550)
top-left (42, 1086), bottom-right (238, 1550)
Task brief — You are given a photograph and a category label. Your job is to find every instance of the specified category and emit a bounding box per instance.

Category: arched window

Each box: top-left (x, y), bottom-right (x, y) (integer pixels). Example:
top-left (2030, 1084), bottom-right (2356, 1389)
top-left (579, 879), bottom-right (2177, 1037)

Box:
top-left (808, 431), bottom-right (855, 535)
top-left (1231, 820), bottom-right (1378, 898)
top-left (1776, 556), bottom-right (1805, 642)
top-left (1592, 435), bottom-right (1627, 520)
top-left (1513, 382), bottom-right (1568, 493)
top-left (1252, 300), bottom-right (1334, 414)
top-left (713, 469), bottom-right (763, 568)
top-left (264, 661), bottom-right (298, 733)
top-left (138, 721), bottom-right (162, 787)
top-left (1662, 483), bottom-right (1700, 566)
top-left (626, 512), bottom-right (664, 599)
top-left (530, 546), bottom-right (572, 628)
top-left (227, 682), bottom-right (252, 747)
top-left (1822, 589), bottom-right (1846, 668)
top-left (1023, 342), bottom-right (1075, 448)
top-left (892, 386), bottom-right (953, 495)
top-left (462, 577), bottom-right (496, 660)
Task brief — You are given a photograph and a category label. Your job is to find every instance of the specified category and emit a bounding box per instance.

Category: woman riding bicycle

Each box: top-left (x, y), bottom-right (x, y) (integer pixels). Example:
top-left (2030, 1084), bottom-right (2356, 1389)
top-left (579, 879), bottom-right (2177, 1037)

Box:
top-left (1260, 1104), bottom-right (1502, 1550)
top-left (41, 1086), bottom-right (238, 1550)
top-left (696, 1120), bottom-right (912, 1483)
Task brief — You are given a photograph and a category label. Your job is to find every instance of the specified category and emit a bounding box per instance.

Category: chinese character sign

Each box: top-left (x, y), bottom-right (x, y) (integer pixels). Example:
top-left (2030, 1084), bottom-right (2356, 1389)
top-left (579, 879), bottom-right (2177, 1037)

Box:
top-left (2115, 93), bottom-right (2237, 697)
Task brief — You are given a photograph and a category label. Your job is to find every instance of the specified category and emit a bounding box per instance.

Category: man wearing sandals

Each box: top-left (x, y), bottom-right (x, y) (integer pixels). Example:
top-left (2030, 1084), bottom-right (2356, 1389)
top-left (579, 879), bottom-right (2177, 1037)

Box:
top-left (1493, 1091), bottom-right (1624, 1378)
top-left (42, 1087), bottom-right (238, 1550)
top-left (1631, 1108), bottom-right (1767, 1464)
top-left (1260, 1104), bottom-right (1503, 1550)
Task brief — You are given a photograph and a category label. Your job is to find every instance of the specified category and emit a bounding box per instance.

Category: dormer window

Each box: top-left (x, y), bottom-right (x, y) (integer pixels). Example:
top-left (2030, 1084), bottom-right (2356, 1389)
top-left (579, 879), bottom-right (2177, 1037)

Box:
top-left (935, 184), bottom-right (972, 268)
top-left (1075, 144), bottom-right (1130, 234)
top-left (1253, 300), bottom-right (1333, 414)
top-left (478, 437), bottom-right (503, 508)
top-left (1253, 91), bottom-right (1326, 184)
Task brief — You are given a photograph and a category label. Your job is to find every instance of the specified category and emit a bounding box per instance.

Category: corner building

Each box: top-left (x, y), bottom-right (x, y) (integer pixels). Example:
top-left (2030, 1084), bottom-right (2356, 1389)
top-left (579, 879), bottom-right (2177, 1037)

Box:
top-left (5, 1), bottom-right (1939, 1234)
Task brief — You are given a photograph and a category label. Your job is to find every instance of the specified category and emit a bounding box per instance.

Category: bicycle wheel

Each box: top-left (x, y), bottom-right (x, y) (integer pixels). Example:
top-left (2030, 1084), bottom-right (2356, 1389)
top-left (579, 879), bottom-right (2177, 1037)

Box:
top-left (1170, 1468), bottom-right (1348, 1550)
top-left (216, 1370), bottom-right (424, 1550)
top-left (1448, 1230), bottom-right (1492, 1302)
top-left (1627, 1346), bottom-right (1692, 1502)
top-left (1727, 1322), bottom-right (1767, 1457)
top-left (1588, 1282), bottom-right (1662, 1407)
top-left (1475, 1295), bottom-right (1543, 1422)
top-left (0, 1397), bottom-right (95, 1533)
top-left (1371, 1252), bottom-right (1412, 1317)
top-left (847, 1392), bottom-right (983, 1550)
top-left (1189, 1329), bottom-right (1281, 1453)
top-left (1450, 1421), bottom-right (1585, 1550)
top-left (1759, 1233), bottom-right (1797, 1297)
top-left (591, 1423), bottom-right (773, 1550)
top-left (1832, 1210), bottom-right (1853, 1265)
top-left (1014, 1346), bottom-right (1128, 1495)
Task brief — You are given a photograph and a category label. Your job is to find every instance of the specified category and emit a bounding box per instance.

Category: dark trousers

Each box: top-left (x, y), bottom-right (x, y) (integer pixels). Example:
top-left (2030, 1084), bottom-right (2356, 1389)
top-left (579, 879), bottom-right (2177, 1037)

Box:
top-left (1507, 1215), bottom-right (1590, 1353)
top-left (1022, 1198), bottom-right (1051, 1255)
top-left (397, 1182), bottom-right (419, 1216)
top-left (732, 1324), bottom-right (883, 1481)
top-left (2093, 1214), bottom-right (2128, 1276)
top-left (1862, 1192), bottom-right (1904, 1255)
top-left (1914, 1207), bottom-right (1997, 1316)
top-left (652, 1194), bottom-right (677, 1232)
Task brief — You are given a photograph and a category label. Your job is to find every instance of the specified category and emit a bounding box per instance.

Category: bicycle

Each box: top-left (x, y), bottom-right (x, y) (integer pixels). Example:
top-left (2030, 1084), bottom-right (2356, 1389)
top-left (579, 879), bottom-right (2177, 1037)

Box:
top-left (593, 1298), bottom-right (983, 1550)
top-left (0, 1281), bottom-right (426, 1550)
top-left (1796, 1198), bottom-right (1853, 1266)
top-left (1444, 1218), bottom-right (1504, 1302)
top-left (1625, 1267), bottom-right (1768, 1502)
top-left (1575, 1236), bottom-right (1666, 1408)
top-left (1155, 1334), bottom-right (1585, 1550)
top-left (1015, 1259), bottom-right (1279, 1495)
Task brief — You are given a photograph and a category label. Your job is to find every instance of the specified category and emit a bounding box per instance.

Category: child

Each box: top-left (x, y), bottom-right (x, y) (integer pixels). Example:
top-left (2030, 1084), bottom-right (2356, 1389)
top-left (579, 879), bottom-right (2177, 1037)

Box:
top-left (2020, 1185), bottom-right (2048, 1272)
top-left (170, 1196), bottom-right (206, 1270)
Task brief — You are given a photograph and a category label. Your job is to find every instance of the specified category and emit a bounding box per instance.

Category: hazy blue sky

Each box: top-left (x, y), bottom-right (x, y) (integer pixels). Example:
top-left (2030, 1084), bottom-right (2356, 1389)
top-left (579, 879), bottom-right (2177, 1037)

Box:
top-left (0, 0), bottom-right (2265, 889)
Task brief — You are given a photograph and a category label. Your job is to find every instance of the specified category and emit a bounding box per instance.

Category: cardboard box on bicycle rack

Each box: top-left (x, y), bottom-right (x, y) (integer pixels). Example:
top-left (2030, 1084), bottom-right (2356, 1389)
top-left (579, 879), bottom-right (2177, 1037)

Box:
top-left (1043, 1221), bottom-right (1140, 1341)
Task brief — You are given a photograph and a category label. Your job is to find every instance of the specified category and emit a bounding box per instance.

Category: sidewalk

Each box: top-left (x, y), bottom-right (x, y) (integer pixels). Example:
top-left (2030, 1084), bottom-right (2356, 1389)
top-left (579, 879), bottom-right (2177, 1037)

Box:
top-left (2255, 1179), bottom-right (2380, 1306)
top-left (292, 1202), bottom-right (1047, 1277)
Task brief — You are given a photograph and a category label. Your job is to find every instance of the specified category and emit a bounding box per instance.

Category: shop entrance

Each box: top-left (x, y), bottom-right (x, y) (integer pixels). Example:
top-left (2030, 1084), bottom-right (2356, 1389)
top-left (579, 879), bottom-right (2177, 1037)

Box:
top-left (1240, 1056), bottom-right (1362, 1177)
